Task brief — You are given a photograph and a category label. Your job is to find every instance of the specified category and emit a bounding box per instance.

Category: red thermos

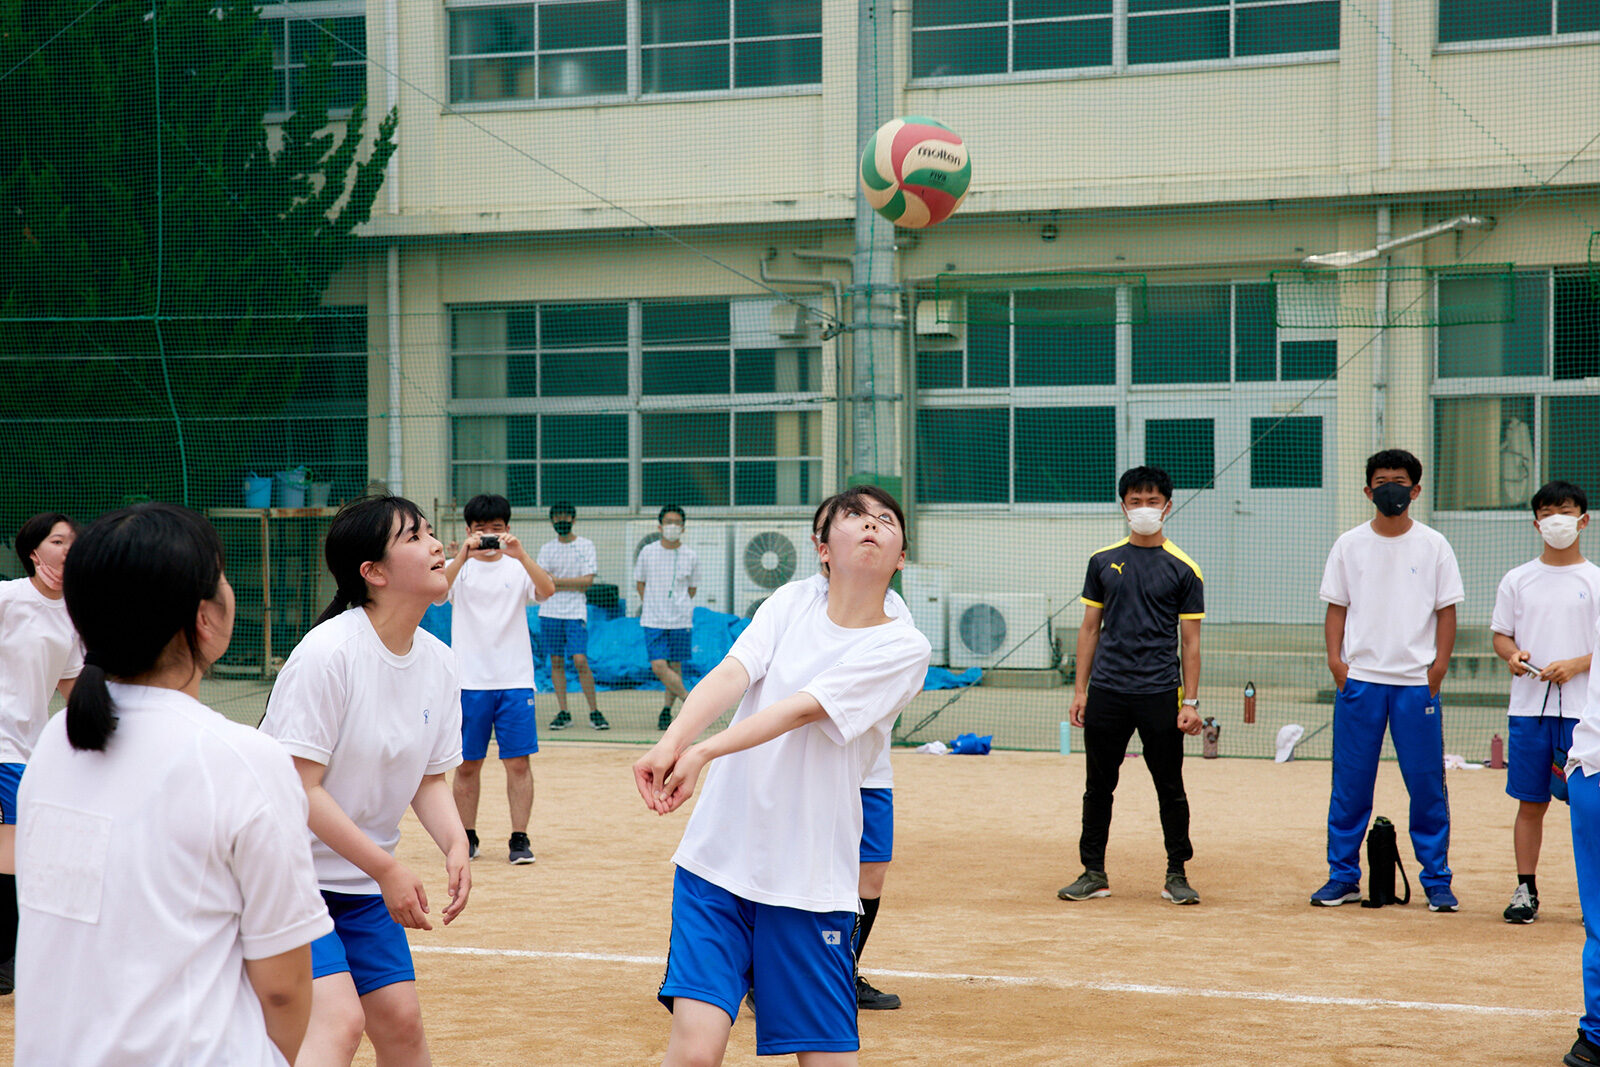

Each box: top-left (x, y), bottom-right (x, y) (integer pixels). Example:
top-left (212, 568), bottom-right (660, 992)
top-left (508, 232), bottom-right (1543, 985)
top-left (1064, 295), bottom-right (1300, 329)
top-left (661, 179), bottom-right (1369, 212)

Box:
top-left (1490, 734), bottom-right (1505, 769)
top-left (1243, 681), bottom-right (1256, 724)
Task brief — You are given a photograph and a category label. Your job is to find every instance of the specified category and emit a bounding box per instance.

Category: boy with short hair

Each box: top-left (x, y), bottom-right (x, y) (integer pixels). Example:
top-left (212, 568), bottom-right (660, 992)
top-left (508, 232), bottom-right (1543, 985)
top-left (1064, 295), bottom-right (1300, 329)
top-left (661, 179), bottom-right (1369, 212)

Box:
top-left (442, 494), bottom-right (555, 864)
top-left (537, 503), bottom-right (608, 731)
top-left (635, 505), bottom-right (700, 731)
top-left (1314, 448), bottom-right (1465, 912)
top-left (1491, 481), bottom-right (1598, 924)
top-left (1059, 466), bottom-right (1206, 907)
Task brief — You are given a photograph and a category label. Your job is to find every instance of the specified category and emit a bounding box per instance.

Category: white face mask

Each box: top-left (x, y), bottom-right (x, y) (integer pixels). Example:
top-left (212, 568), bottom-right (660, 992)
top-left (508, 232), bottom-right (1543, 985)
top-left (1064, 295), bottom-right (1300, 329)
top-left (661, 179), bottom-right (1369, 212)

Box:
top-left (1539, 513), bottom-right (1582, 550)
top-left (1125, 505), bottom-right (1165, 536)
top-left (661, 524), bottom-right (684, 541)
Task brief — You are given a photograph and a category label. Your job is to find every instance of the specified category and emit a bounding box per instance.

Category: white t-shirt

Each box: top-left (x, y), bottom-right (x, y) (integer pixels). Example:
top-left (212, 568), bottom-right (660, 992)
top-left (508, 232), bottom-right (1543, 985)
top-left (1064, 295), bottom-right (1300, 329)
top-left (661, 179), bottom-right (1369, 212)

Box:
top-left (635, 541), bottom-right (702, 630)
top-left (449, 555), bottom-right (539, 690)
top-left (1490, 558), bottom-right (1600, 718)
top-left (15, 683), bottom-right (331, 1067)
top-left (673, 578), bottom-right (931, 913)
top-left (0, 576), bottom-right (84, 763)
top-left (260, 608), bottom-right (463, 894)
top-left (1566, 616), bottom-right (1600, 777)
top-left (537, 536), bottom-right (597, 620)
top-left (1320, 521), bottom-right (1466, 686)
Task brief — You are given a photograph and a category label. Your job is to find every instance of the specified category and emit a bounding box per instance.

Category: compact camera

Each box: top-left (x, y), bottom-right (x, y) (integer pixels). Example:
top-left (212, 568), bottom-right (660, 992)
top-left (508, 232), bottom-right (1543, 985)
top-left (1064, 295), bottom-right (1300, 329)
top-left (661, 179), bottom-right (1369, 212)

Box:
top-left (477, 535), bottom-right (500, 550)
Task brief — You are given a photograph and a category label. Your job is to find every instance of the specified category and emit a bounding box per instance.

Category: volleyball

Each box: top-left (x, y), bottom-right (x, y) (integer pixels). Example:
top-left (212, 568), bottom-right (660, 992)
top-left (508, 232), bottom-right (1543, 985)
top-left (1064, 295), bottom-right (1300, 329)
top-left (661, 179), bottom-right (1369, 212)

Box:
top-left (859, 116), bottom-right (971, 229)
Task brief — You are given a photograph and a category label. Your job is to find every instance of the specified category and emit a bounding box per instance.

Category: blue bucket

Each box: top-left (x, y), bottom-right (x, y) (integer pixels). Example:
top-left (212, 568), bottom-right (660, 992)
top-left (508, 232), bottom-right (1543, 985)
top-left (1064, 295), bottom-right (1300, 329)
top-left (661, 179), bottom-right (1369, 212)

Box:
top-left (274, 468), bottom-right (309, 508)
top-left (243, 473), bottom-right (272, 509)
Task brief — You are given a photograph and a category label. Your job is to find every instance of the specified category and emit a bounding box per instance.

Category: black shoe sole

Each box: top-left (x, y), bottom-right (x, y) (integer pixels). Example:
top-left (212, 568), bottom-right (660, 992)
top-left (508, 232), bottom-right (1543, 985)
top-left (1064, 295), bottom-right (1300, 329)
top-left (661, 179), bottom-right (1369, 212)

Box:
top-left (858, 995), bottom-right (902, 1010)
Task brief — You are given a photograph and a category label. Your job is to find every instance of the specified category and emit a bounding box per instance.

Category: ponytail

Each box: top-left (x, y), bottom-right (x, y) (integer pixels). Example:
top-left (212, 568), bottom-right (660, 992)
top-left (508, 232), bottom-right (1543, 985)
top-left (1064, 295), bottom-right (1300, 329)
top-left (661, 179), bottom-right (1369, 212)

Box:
top-left (315, 585), bottom-right (370, 627)
top-left (65, 659), bottom-right (117, 752)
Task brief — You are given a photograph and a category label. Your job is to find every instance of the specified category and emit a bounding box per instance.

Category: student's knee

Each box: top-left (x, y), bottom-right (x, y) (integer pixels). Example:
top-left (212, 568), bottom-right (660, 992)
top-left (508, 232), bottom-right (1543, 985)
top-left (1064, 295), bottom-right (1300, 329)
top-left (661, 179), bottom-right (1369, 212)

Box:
top-left (503, 755), bottom-right (532, 781)
top-left (364, 990), bottom-right (426, 1054)
top-left (455, 759), bottom-right (483, 782)
top-left (572, 653), bottom-right (590, 669)
top-left (1519, 799), bottom-right (1551, 818)
top-left (312, 989), bottom-right (367, 1059)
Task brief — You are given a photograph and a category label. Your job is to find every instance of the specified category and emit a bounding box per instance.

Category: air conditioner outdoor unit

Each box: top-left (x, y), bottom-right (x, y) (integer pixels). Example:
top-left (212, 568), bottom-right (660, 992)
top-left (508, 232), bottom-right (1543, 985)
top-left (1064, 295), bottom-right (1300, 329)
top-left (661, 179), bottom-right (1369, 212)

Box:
top-left (732, 522), bottom-right (818, 617)
top-left (899, 563), bottom-right (948, 666)
top-left (947, 593), bottom-right (1053, 669)
top-left (915, 298), bottom-right (959, 337)
top-left (770, 303), bottom-right (811, 339)
top-left (622, 521), bottom-right (732, 617)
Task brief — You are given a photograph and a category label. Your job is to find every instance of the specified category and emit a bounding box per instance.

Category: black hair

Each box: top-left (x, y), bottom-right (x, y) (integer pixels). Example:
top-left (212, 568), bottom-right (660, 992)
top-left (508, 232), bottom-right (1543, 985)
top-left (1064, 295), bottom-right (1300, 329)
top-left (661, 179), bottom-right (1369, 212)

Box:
top-left (811, 485), bottom-right (908, 577)
top-left (658, 504), bottom-right (686, 525)
top-left (316, 495), bottom-right (428, 626)
top-left (1365, 448), bottom-right (1423, 485)
top-left (1117, 466), bottom-right (1173, 503)
top-left (1531, 480), bottom-right (1588, 515)
top-left (464, 494), bottom-right (511, 526)
top-left (61, 503), bottom-right (225, 752)
top-left (548, 502), bottom-right (576, 520)
top-left (15, 512), bottom-right (78, 577)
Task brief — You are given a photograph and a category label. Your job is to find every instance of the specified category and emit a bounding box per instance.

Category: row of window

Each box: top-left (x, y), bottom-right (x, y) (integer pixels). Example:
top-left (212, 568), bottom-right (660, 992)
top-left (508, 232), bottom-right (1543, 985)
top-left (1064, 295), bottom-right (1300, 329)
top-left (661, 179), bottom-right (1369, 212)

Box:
top-left (261, 0), bottom-right (1596, 112)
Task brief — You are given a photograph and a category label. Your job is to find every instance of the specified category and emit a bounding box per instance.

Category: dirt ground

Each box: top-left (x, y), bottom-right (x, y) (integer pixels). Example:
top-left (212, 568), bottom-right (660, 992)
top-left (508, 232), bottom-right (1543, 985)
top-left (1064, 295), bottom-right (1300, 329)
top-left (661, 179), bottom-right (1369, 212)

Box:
top-left (0, 742), bottom-right (1587, 1065)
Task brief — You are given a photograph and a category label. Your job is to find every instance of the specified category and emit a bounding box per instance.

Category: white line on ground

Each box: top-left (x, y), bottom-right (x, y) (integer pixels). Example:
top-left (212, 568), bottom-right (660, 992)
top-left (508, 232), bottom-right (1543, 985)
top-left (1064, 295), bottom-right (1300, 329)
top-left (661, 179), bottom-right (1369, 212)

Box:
top-left (410, 945), bottom-right (1567, 1019)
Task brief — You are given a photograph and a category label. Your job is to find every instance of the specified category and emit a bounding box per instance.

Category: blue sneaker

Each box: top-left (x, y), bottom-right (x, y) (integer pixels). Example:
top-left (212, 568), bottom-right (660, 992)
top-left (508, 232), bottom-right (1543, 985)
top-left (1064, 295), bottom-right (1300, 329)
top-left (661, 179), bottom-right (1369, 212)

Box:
top-left (1426, 885), bottom-right (1459, 912)
top-left (1310, 879), bottom-right (1362, 907)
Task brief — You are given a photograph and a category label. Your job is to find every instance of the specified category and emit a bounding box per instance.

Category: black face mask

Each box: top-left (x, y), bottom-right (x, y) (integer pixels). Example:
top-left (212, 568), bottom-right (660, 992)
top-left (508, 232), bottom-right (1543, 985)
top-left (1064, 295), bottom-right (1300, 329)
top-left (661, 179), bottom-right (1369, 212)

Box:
top-left (552, 520), bottom-right (573, 536)
top-left (1370, 482), bottom-right (1413, 517)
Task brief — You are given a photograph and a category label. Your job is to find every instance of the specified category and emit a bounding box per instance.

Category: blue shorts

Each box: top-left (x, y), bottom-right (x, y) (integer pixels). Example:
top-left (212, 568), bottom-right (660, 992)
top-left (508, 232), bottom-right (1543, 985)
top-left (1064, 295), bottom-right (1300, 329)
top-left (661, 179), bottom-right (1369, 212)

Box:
top-left (0, 763), bottom-right (22, 825)
top-left (643, 627), bottom-right (692, 663)
top-left (460, 688), bottom-right (540, 761)
top-left (860, 787), bottom-right (894, 863)
top-left (539, 616), bottom-right (588, 658)
top-left (659, 866), bottom-right (859, 1056)
top-left (1507, 715), bottom-right (1578, 803)
top-left (310, 892), bottom-right (416, 996)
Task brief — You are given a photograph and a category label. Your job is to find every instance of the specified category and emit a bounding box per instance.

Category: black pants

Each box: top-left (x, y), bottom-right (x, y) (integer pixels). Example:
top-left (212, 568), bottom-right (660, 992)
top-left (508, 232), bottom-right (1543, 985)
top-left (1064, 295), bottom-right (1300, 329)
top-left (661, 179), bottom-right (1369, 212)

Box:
top-left (1079, 685), bottom-right (1193, 873)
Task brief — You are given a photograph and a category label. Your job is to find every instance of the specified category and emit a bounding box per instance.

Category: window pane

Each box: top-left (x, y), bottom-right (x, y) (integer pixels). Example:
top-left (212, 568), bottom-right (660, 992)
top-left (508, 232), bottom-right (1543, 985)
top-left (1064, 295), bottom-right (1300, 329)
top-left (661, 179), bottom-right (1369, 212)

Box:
top-left (1554, 273), bottom-right (1600, 380)
top-left (542, 1), bottom-right (626, 49)
top-left (451, 10), bottom-right (536, 55)
top-left (1237, 0), bottom-right (1339, 55)
top-left (1133, 285), bottom-right (1230, 383)
top-left (329, 64), bottom-right (365, 109)
top-left (1235, 283), bottom-right (1277, 381)
top-left (1250, 416), bottom-right (1323, 488)
top-left (453, 417), bottom-right (505, 462)
top-left (735, 460), bottom-right (820, 505)
top-left (1281, 339), bottom-right (1337, 380)
top-left (1014, 324), bottom-right (1116, 385)
top-left (1434, 395), bottom-right (1536, 509)
top-left (1145, 418), bottom-right (1215, 490)
top-left (644, 462), bottom-right (730, 506)
top-left (1438, 273), bottom-right (1545, 377)
top-left (737, 0), bottom-right (821, 37)
top-left (1546, 395), bottom-right (1600, 495)
top-left (1016, 407), bottom-right (1116, 502)
top-left (643, 44), bottom-right (730, 92)
top-left (642, 0), bottom-right (729, 44)
top-left (914, 0), bottom-right (1007, 28)
top-left (736, 348), bottom-right (819, 392)
top-left (736, 37), bottom-right (821, 87)
top-left (1561, 0), bottom-right (1600, 33)
top-left (1438, 0), bottom-right (1549, 41)
top-left (507, 465), bottom-right (538, 506)
top-left (644, 302), bottom-right (730, 344)
top-left (735, 410), bottom-right (818, 455)
top-left (1128, 10), bottom-right (1229, 63)
top-left (542, 414), bottom-right (628, 459)
top-left (506, 415), bottom-right (538, 460)
top-left (912, 26), bottom-right (1007, 77)
top-left (544, 351), bottom-right (626, 395)
top-left (543, 462), bottom-right (627, 506)
top-left (643, 411), bottom-right (728, 457)
top-left (916, 408), bottom-right (1008, 502)
top-left (644, 349), bottom-right (728, 394)
top-left (543, 304), bottom-right (627, 347)
top-left (1016, 0), bottom-right (1112, 16)
top-left (1129, 0), bottom-right (1222, 10)
top-left (507, 353), bottom-right (537, 396)
top-left (916, 350), bottom-right (963, 389)
top-left (1014, 17), bottom-right (1112, 69)
top-left (968, 321), bottom-right (1009, 386)
top-left (541, 50), bottom-right (625, 96)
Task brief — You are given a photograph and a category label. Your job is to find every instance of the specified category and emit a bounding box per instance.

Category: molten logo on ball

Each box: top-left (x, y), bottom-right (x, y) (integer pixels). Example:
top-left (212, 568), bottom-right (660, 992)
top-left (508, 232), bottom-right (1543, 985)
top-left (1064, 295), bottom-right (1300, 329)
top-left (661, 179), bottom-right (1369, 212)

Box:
top-left (859, 116), bottom-right (971, 229)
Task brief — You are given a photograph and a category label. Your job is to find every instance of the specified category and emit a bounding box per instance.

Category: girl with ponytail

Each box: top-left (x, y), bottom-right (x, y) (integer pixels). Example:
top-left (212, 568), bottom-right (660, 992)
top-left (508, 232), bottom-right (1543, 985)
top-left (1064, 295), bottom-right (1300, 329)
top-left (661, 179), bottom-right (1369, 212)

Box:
top-left (260, 495), bottom-right (469, 1067)
top-left (0, 512), bottom-right (82, 995)
top-left (15, 503), bottom-right (331, 1065)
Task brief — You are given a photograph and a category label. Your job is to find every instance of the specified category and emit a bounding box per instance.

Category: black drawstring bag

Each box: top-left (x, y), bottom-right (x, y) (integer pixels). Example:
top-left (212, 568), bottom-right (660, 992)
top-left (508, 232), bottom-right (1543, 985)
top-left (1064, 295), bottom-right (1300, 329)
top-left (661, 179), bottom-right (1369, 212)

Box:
top-left (1361, 816), bottom-right (1410, 908)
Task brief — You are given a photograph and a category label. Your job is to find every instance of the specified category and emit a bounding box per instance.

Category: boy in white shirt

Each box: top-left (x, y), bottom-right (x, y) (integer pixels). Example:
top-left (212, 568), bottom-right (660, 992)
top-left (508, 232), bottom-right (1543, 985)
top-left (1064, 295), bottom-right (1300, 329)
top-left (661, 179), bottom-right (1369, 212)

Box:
top-left (442, 494), bottom-right (556, 865)
top-left (1491, 481), bottom-right (1598, 924)
top-left (537, 502), bottom-right (608, 731)
top-left (635, 504), bottom-right (701, 731)
top-left (1313, 449), bottom-right (1465, 912)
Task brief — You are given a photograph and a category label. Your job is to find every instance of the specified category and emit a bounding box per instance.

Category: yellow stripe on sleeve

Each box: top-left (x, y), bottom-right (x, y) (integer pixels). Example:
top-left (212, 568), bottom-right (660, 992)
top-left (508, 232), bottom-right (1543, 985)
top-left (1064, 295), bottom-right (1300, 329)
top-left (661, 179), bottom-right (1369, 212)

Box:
top-left (1080, 597), bottom-right (1104, 608)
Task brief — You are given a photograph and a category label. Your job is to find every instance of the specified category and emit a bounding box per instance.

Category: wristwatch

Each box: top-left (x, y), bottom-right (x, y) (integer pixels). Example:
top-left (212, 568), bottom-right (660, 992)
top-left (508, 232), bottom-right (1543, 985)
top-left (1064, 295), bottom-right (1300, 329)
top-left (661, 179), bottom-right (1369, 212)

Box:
top-left (1181, 698), bottom-right (1200, 708)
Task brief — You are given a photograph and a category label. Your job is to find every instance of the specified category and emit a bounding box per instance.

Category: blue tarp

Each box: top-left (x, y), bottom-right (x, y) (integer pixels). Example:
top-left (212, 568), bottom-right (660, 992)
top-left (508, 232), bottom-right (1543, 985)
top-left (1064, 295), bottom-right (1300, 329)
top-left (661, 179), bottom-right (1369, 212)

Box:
top-left (419, 603), bottom-right (982, 693)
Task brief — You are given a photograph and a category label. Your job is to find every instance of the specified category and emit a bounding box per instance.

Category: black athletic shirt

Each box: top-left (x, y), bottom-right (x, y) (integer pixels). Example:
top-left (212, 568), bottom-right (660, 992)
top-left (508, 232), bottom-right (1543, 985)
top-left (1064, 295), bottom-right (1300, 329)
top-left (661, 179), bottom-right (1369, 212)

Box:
top-left (1080, 538), bottom-right (1205, 694)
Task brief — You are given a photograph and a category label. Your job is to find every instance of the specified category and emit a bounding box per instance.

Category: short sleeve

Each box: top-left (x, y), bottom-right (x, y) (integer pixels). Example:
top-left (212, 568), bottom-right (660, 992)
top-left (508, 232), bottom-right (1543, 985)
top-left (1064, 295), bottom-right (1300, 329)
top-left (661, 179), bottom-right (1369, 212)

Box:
top-left (1490, 572), bottom-right (1517, 637)
top-left (227, 741), bottom-right (334, 960)
top-left (426, 655), bottom-right (464, 775)
top-left (1434, 538), bottom-right (1466, 610)
top-left (1179, 565), bottom-right (1204, 619)
top-left (1080, 555), bottom-right (1105, 608)
top-left (687, 548), bottom-right (702, 588)
top-left (726, 582), bottom-right (806, 685)
top-left (633, 546), bottom-right (648, 586)
top-left (1319, 539), bottom-right (1349, 606)
top-left (259, 642), bottom-right (348, 765)
top-left (537, 542), bottom-right (555, 570)
top-left (60, 636), bottom-right (84, 681)
top-left (580, 540), bottom-right (598, 575)
top-left (801, 627), bottom-right (932, 745)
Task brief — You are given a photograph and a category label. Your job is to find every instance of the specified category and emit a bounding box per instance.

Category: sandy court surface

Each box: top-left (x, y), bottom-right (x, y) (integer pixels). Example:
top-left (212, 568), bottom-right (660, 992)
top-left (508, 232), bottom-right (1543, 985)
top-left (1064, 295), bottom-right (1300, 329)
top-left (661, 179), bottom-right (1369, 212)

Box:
top-left (0, 743), bottom-right (1587, 1065)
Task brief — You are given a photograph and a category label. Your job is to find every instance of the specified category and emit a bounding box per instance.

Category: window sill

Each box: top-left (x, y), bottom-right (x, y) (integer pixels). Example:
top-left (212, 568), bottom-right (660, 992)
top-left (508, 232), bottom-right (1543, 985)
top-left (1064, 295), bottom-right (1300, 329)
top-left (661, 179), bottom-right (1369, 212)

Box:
top-left (443, 83), bottom-right (823, 114)
top-left (908, 50), bottom-right (1337, 90)
top-left (1436, 32), bottom-right (1600, 55)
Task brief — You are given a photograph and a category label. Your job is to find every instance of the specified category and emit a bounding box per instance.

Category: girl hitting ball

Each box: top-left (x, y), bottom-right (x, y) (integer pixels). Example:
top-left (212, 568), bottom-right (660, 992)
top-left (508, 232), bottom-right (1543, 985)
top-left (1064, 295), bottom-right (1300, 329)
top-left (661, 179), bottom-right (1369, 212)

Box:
top-left (634, 486), bottom-right (931, 1066)
top-left (16, 504), bottom-right (330, 1065)
top-left (261, 495), bottom-right (469, 1067)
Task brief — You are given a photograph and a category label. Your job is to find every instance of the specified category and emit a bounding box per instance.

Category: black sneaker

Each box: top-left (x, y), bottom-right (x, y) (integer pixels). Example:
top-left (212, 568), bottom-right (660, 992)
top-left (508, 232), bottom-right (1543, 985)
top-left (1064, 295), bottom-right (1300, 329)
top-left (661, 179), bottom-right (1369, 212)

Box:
top-left (658, 706), bottom-right (673, 731)
top-left (1503, 883), bottom-right (1538, 924)
top-left (590, 710), bottom-right (610, 731)
top-left (549, 710), bottom-right (572, 730)
top-left (508, 832), bottom-right (535, 865)
top-left (1057, 869), bottom-right (1110, 901)
top-left (857, 975), bottom-right (901, 1010)
top-left (465, 828), bottom-right (480, 861)
top-left (743, 990), bottom-right (757, 1019)
top-left (1566, 1032), bottom-right (1600, 1067)
top-left (0, 955), bottom-right (12, 996)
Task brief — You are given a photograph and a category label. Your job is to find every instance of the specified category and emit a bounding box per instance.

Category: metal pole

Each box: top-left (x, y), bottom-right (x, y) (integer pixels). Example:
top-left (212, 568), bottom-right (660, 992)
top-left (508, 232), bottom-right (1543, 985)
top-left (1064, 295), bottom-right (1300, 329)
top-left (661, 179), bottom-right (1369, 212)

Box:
top-left (852, 0), bottom-right (900, 489)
